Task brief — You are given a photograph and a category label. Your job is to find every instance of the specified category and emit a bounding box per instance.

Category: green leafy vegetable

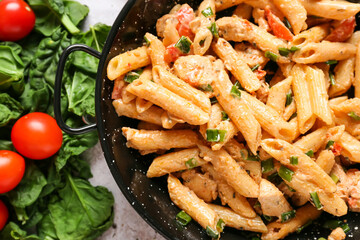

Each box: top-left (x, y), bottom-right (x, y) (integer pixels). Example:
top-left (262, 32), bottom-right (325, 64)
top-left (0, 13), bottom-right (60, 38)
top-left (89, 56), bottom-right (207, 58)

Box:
top-left (0, 222), bottom-right (40, 240)
top-left (0, 93), bottom-right (23, 127)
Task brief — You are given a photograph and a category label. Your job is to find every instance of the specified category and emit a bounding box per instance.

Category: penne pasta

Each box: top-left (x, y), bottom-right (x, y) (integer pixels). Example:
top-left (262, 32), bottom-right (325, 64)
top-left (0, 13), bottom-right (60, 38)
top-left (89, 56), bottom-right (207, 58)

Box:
top-left (273, 0), bottom-right (307, 35)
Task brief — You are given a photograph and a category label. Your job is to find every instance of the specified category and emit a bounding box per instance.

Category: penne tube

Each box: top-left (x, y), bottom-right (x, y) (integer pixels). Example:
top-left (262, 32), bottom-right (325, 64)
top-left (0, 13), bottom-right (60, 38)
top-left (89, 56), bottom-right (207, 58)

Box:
top-left (168, 175), bottom-right (218, 230)
top-left (233, 3), bottom-right (253, 19)
top-left (266, 76), bottom-right (293, 116)
top-left (355, 40), bottom-right (360, 98)
top-left (198, 145), bottom-right (259, 198)
top-left (305, 66), bottom-right (333, 125)
top-left (291, 64), bottom-right (316, 134)
top-left (292, 41), bottom-right (356, 64)
top-left (262, 204), bottom-right (322, 240)
top-left (211, 60), bottom-right (261, 154)
top-left (122, 128), bottom-right (199, 152)
top-left (283, 100), bottom-right (297, 121)
top-left (273, 0), bottom-right (306, 35)
top-left (338, 131), bottom-right (360, 163)
top-left (316, 150), bottom-right (335, 175)
top-left (298, 0), bottom-right (360, 20)
top-left (329, 57), bottom-right (355, 97)
top-left (147, 148), bottom-right (208, 178)
top-left (135, 97), bottom-right (153, 114)
top-left (211, 120), bottom-right (238, 151)
top-left (145, 33), bottom-right (168, 67)
top-left (107, 46), bottom-right (151, 80)
top-left (127, 78), bottom-right (209, 125)
top-left (152, 65), bottom-right (211, 113)
top-left (212, 38), bottom-right (261, 92)
top-left (293, 127), bottom-right (328, 153)
top-left (209, 204), bottom-right (268, 233)
top-left (215, 0), bottom-right (279, 15)
top-left (291, 24), bottom-right (330, 48)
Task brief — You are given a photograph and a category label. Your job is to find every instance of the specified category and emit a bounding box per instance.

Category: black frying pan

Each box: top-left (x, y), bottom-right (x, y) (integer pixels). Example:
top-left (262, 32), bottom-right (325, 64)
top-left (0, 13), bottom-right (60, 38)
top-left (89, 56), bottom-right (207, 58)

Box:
top-left (54, 1), bottom-right (360, 239)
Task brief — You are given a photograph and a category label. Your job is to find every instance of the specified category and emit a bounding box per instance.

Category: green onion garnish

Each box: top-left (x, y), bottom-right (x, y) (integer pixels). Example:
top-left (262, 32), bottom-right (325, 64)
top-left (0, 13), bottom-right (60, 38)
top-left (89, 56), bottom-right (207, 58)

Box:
top-left (285, 90), bottom-right (293, 106)
top-left (326, 140), bottom-right (335, 149)
top-left (176, 210), bottom-right (192, 226)
top-left (283, 17), bottom-right (292, 29)
top-left (263, 215), bottom-right (273, 222)
top-left (206, 129), bottom-right (227, 142)
top-left (290, 156), bottom-right (298, 165)
top-left (216, 219), bottom-right (225, 232)
top-left (185, 158), bottom-right (197, 169)
top-left (342, 223), bottom-right (350, 233)
top-left (296, 220), bottom-right (313, 233)
top-left (124, 69), bottom-right (143, 83)
top-left (331, 173), bottom-right (339, 184)
top-left (278, 165), bottom-right (294, 182)
top-left (144, 35), bottom-right (150, 46)
top-left (234, 81), bottom-right (244, 90)
top-left (206, 226), bottom-right (219, 238)
top-left (210, 97), bottom-right (218, 104)
top-left (261, 158), bottom-right (274, 173)
top-left (208, 22), bottom-right (219, 38)
top-left (305, 150), bottom-right (314, 157)
top-left (221, 111), bottom-right (229, 121)
top-left (230, 84), bottom-right (242, 99)
top-left (289, 46), bottom-right (300, 52)
top-left (199, 84), bottom-right (213, 92)
top-left (247, 151), bottom-right (260, 162)
top-left (279, 47), bottom-right (291, 57)
top-left (251, 64), bottom-right (260, 71)
top-left (310, 192), bottom-right (322, 210)
top-left (201, 7), bottom-right (214, 17)
top-left (175, 36), bottom-right (192, 54)
top-left (265, 51), bottom-right (279, 62)
top-left (281, 210), bottom-right (296, 223)
top-left (318, 237), bottom-right (326, 240)
top-left (325, 60), bottom-right (338, 65)
top-left (329, 70), bottom-right (335, 86)
top-left (323, 220), bottom-right (343, 230)
top-left (348, 111), bottom-right (360, 121)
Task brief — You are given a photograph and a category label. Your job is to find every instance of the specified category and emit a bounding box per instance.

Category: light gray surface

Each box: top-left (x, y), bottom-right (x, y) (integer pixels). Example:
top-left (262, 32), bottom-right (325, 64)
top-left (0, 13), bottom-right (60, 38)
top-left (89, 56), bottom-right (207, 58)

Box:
top-left (78, 1), bottom-right (165, 239)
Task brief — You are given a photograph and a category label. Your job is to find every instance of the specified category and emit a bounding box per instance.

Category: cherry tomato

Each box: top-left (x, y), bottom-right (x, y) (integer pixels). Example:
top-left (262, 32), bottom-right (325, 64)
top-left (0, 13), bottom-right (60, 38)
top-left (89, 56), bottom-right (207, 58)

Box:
top-left (11, 112), bottom-right (63, 160)
top-left (326, 16), bottom-right (356, 42)
top-left (0, 150), bottom-right (25, 194)
top-left (164, 44), bottom-right (183, 64)
top-left (0, 0), bottom-right (36, 41)
top-left (265, 8), bottom-right (294, 41)
top-left (176, 5), bottom-right (195, 39)
top-left (0, 200), bottom-right (8, 230)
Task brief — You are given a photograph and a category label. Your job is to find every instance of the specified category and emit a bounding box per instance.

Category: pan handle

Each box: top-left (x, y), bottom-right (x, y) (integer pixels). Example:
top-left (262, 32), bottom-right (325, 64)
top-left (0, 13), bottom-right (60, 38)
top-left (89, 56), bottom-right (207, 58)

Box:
top-left (54, 44), bottom-right (101, 135)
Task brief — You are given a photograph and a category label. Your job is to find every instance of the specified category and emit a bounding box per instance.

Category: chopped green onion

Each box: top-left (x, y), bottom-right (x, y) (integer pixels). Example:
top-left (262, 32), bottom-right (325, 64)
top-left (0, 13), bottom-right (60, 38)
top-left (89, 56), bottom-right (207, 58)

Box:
top-left (124, 69), bottom-right (143, 83)
top-left (267, 172), bottom-right (283, 185)
top-left (206, 226), bottom-right (219, 238)
top-left (326, 140), bottom-right (335, 149)
top-left (318, 238), bottom-right (326, 240)
top-left (240, 148), bottom-right (248, 160)
top-left (289, 46), bottom-right (300, 52)
top-left (278, 165), bottom-right (294, 182)
top-left (305, 150), bottom-right (314, 157)
top-left (331, 173), bottom-right (339, 184)
top-left (323, 220), bottom-right (343, 230)
top-left (234, 81), bottom-right (244, 90)
top-left (283, 17), bottom-right (292, 29)
top-left (261, 158), bottom-right (274, 173)
top-left (176, 210), bottom-right (192, 226)
top-left (206, 129), bottom-right (227, 142)
top-left (281, 210), bottom-right (296, 223)
top-left (329, 70), bottom-right (335, 86)
top-left (221, 111), bottom-right (229, 121)
top-left (251, 64), bottom-right (260, 71)
top-left (265, 51), bottom-right (279, 62)
top-left (210, 97), bottom-right (218, 104)
top-left (310, 192), bottom-right (322, 210)
top-left (342, 223), bottom-right (350, 233)
top-left (290, 156), bottom-right (298, 165)
top-left (279, 47), bottom-right (291, 57)
top-left (247, 151), bottom-right (260, 161)
top-left (175, 36), bottom-right (192, 54)
top-left (348, 111), bottom-right (360, 121)
top-left (263, 215), bottom-right (273, 222)
top-left (208, 22), bottom-right (219, 38)
top-left (296, 220), bottom-right (313, 233)
top-left (199, 84), bottom-right (213, 92)
top-left (325, 60), bottom-right (338, 65)
top-left (144, 35), bottom-right (150, 46)
top-left (285, 90), bottom-right (293, 106)
top-left (185, 158), bottom-right (197, 169)
top-left (216, 219), bottom-right (225, 232)
top-left (230, 85), bottom-right (242, 99)
top-left (201, 7), bottom-right (214, 17)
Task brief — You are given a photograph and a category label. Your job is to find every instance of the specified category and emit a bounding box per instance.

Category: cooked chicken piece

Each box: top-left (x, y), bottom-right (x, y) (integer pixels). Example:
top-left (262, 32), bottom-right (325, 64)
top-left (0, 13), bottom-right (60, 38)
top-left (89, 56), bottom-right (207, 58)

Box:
top-left (337, 168), bottom-right (360, 212)
top-left (328, 227), bottom-right (346, 240)
top-left (234, 42), bottom-right (269, 68)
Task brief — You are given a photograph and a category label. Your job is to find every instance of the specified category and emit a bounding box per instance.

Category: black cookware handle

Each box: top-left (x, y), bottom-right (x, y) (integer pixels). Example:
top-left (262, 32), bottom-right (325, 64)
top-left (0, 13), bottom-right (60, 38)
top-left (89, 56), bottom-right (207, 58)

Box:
top-left (54, 44), bottom-right (101, 135)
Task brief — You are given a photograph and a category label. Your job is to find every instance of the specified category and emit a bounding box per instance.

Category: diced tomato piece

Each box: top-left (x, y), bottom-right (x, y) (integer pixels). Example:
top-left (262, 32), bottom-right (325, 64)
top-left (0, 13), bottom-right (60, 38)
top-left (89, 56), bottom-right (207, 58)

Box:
top-left (164, 44), bottom-right (183, 63)
top-left (176, 5), bottom-right (195, 39)
top-left (111, 78), bottom-right (124, 99)
top-left (331, 142), bottom-right (342, 157)
top-left (265, 8), bottom-right (294, 41)
top-left (326, 16), bottom-right (356, 42)
top-left (254, 69), bottom-right (267, 80)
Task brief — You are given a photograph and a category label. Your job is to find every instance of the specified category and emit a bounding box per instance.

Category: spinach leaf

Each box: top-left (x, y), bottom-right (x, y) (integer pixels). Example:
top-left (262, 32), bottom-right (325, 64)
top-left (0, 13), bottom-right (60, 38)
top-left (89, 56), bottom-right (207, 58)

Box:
top-left (0, 140), bottom-right (14, 150)
top-left (67, 155), bottom-right (92, 179)
top-left (37, 214), bottom-right (58, 240)
top-left (39, 162), bottom-right (63, 198)
top-left (48, 174), bottom-right (114, 240)
top-left (28, 0), bottom-right (88, 36)
top-left (7, 163), bottom-right (47, 208)
top-left (0, 222), bottom-right (40, 240)
top-left (0, 45), bottom-right (25, 95)
top-left (14, 207), bottom-right (29, 224)
top-left (0, 93), bottom-right (23, 127)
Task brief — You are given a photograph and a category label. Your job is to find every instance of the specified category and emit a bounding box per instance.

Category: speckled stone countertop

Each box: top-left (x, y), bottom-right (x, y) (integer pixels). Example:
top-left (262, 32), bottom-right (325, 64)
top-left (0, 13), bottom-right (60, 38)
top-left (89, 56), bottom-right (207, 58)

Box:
top-left (77, 1), bottom-right (165, 239)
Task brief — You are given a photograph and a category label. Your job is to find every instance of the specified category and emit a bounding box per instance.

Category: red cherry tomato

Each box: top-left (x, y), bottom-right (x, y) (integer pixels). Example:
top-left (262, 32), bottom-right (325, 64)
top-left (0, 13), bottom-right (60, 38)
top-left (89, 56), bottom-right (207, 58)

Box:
top-left (0, 150), bottom-right (25, 194)
top-left (0, 0), bottom-right (36, 41)
top-left (11, 112), bottom-right (63, 160)
top-left (265, 8), bottom-right (294, 41)
top-left (0, 200), bottom-right (8, 230)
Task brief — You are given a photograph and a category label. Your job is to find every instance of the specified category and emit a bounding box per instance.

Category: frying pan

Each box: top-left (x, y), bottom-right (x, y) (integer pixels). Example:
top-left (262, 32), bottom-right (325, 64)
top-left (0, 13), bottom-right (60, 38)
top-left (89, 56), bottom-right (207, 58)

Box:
top-left (54, 1), bottom-right (360, 239)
